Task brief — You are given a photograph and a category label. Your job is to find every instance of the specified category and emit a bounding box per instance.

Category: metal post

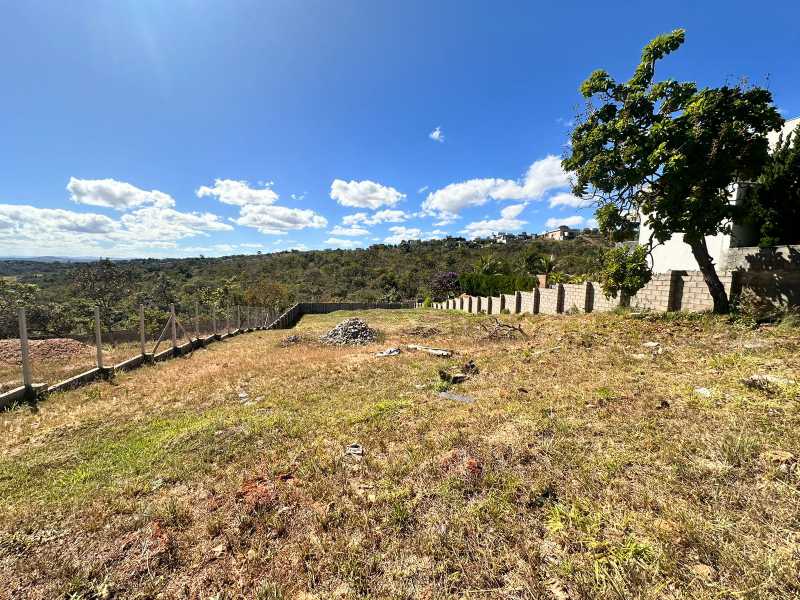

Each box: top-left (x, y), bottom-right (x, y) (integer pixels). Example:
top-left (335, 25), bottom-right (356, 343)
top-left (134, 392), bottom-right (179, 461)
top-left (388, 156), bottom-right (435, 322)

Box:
top-left (18, 308), bottom-right (32, 389)
top-left (139, 304), bottom-right (146, 356)
top-left (195, 300), bottom-right (200, 340)
top-left (94, 306), bottom-right (104, 369)
top-left (170, 303), bottom-right (178, 352)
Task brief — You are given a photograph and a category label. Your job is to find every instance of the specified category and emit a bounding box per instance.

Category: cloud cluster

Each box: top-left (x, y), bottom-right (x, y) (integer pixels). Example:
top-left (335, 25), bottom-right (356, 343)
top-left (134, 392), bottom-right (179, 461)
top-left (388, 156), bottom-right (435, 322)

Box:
top-left (329, 225), bottom-right (369, 237)
top-left (548, 192), bottom-right (591, 209)
top-left (197, 178), bottom-right (327, 235)
top-left (0, 201), bottom-right (231, 257)
top-left (461, 204), bottom-right (528, 239)
top-left (429, 126), bottom-right (445, 143)
top-left (342, 209), bottom-right (409, 227)
top-left (324, 237), bottom-right (363, 249)
top-left (422, 155), bottom-right (571, 223)
top-left (330, 179), bottom-right (405, 209)
top-left (67, 177), bottom-right (175, 210)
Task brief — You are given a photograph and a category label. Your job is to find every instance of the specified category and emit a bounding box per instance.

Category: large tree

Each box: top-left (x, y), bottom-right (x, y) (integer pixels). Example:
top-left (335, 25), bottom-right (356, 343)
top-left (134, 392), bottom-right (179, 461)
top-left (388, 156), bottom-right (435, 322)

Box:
top-left (563, 29), bottom-right (783, 312)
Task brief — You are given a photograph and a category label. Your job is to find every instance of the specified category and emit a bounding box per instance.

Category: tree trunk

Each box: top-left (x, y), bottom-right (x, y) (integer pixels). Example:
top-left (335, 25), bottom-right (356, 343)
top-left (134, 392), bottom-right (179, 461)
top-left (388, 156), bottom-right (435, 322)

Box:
top-left (687, 236), bottom-right (730, 314)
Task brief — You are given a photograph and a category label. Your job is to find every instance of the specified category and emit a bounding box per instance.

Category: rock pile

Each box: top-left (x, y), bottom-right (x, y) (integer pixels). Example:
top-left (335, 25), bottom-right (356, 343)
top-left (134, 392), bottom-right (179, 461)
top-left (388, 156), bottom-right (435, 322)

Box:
top-left (320, 318), bottom-right (377, 346)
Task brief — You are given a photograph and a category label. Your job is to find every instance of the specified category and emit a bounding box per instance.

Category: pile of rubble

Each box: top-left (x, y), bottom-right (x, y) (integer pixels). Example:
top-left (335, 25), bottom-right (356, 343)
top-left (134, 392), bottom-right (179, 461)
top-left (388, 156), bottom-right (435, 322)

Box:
top-left (320, 318), bottom-right (377, 346)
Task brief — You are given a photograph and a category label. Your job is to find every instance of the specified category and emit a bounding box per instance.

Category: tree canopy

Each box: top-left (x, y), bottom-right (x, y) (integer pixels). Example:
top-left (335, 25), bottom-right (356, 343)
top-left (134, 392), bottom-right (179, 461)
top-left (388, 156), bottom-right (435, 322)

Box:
top-left (563, 29), bottom-right (784, 312)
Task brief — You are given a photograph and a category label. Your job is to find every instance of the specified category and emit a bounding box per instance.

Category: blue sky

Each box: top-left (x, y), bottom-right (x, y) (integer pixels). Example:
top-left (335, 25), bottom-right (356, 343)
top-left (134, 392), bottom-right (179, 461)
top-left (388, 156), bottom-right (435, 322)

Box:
top-left (2, 1), bottom-right (798, 258)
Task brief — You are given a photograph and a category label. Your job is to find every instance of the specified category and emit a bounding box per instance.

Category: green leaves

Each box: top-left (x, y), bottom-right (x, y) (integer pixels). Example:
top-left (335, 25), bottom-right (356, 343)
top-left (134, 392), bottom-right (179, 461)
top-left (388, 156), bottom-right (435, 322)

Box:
top-left (599, 245), bottom-right (652, 299)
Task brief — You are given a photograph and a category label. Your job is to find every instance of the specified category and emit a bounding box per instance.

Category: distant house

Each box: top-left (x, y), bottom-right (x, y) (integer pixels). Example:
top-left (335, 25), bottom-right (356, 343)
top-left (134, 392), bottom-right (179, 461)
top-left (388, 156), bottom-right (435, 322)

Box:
top-left (639, 117), bottom-right (800, 273)
top-left (540, 226), bottom-right (579, 241)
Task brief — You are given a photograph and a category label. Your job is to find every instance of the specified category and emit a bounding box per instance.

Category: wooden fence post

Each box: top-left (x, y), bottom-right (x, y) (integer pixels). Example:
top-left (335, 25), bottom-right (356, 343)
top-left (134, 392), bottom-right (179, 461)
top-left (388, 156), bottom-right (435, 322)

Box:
top-left (139, 304), bottom-right (146, 355)
top-left (94, 306), bottom-right (104, 369)
top-left (170, 304), bottom-right (178, 353)
top-left (18, 308), bottom-right (32, 389)
top-left (195, 301), bottom-right (200, 340)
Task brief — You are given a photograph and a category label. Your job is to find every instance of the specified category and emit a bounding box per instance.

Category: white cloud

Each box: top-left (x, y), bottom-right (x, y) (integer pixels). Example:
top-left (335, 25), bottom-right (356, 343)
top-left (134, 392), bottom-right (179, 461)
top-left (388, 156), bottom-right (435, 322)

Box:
top-left (197, 178), bottom-right (327, 235)
top-left (233, 204), bottom-right (327, 235)
top-left (67, 177), bottom-right (175, 210)
top-left (196, 179), bottom-right (279, 206)
top-left (422, 155), bottom-right (571, 221)
top-left (329, 225), bottom-right (370, 236)
top-left (0, 202), bottom-right (232, 258)
top-left (461, 204), bottom-right (528, 239)
top-left (325, 237), bottom-right (363, 249)
top-left (429, 126), bottom-right (445, 143)
top-left (240, 242), bottom-right (266, 249)
top-left (342, 209), bottom-right (409, 226)
top-left (545, 215), bottom-right (585, 229)
top-left (548, 192), bottom-right (591, 209)
top-left (383, 226), bottom-right (423, 245)
top-left (417, 185), bottom-right (429, 194)
top-left (330, 179), bottom-right (405, 209)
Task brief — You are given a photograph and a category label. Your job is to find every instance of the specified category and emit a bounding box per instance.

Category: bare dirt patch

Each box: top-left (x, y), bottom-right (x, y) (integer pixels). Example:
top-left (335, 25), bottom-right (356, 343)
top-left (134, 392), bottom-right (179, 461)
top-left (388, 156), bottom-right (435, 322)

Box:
top-left (0, 338), bottom-right (94, 364)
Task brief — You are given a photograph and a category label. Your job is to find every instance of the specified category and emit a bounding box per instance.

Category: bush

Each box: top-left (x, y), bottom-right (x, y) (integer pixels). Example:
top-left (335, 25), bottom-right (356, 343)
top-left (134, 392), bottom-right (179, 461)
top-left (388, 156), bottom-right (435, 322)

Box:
top-left (459, 273), bottom-right (536, 297)
top-left (598, 246), bottom-right (651, 298)
top-left (422, 296), bottom-right (432, 308)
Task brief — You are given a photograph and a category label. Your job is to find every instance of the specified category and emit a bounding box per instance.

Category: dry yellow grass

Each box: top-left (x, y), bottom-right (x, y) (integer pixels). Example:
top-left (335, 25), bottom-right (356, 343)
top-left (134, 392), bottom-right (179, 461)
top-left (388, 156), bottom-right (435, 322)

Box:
top-left (0, 308), bottom-right (799, 599)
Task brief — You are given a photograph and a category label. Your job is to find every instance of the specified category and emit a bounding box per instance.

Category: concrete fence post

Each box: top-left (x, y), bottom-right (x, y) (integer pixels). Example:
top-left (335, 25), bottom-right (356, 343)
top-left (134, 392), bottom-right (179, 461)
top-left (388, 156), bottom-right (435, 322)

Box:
top-left (195, 300), bottom-right (200, 340)
top-left (237, 305), bottom-right (241, 330)
top-left (212, 306), bottom-right (217, 336)
top-left (18, 308), bottom-right (32, 389)
top-left (170, 304), bottom-right (178, 353)
top-left (94, 306), bottom-right (104, 369)
top-left (226, 302), bottom-right (231, 334)
top-left (139, 304), bottom-right (146, 356)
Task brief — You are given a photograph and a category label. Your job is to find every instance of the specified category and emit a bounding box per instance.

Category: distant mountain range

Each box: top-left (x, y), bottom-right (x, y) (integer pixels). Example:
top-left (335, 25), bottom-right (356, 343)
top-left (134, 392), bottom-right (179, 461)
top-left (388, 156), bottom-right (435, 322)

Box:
top-left (0, 256), bottom-right (99, 263)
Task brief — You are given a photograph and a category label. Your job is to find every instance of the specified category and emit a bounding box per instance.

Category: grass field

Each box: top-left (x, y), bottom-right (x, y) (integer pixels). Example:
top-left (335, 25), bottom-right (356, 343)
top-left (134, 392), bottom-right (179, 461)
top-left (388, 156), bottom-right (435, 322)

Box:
top-left (1, 308), bottom-right (798, 599)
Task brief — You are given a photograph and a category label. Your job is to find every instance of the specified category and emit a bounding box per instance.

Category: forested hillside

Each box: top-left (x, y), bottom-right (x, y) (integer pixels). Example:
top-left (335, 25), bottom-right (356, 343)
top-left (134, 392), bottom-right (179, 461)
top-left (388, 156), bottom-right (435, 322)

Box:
top-left (0, 234), bottom-right (609, 338)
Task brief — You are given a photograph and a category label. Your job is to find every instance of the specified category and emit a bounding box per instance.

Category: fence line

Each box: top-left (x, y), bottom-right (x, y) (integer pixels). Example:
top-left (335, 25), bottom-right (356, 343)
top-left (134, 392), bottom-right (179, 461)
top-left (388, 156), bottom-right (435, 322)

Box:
top-left (1, 301), bottom-right (415, 409)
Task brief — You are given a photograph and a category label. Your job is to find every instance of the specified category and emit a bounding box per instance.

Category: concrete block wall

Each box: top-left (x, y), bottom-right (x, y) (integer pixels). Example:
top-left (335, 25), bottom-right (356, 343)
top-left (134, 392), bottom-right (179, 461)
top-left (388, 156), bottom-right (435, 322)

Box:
top-left (562, 283), bottom-right (590, 313)
top-left (538, 285), bottom-right (564, 314)
top-left (673, 271), bottom-right (734, 312)
top-left (520, 290), bottom-right (538, 314)
top-left (490, 296), bottom-right (503, 315)
top-left (503, 293), bottom-right (519, 313)
top-left (629, 272), bottom-right (677, 311)
top-left (589, 282), bottom-right (628, 312)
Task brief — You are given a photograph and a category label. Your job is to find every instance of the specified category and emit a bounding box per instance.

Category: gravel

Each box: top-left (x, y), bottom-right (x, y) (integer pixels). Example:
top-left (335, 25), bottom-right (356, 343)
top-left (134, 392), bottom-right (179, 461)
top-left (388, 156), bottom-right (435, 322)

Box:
top-left (320, 318), bottom-right (377, 346)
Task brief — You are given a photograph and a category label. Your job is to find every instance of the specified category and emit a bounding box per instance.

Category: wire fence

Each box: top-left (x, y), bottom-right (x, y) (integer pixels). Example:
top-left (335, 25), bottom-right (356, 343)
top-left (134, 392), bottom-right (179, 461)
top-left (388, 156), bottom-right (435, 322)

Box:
top-left (1, 303), bottom-right (280, 400)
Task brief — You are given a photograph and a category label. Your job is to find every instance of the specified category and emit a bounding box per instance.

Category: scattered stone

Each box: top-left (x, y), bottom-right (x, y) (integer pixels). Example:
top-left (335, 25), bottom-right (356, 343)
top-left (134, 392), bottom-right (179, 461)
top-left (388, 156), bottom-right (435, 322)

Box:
top-left (375, 347), bottom-right (401, 357)
top-left (407, 344), bottom-right (452, 357)
top-left (657, 399), bottom-right (671, 409)
top-left (694, 387), bottom-right (712, 397)
top-left (438, 391), bottom-right (475, 403)
top-left (631, 353), bottom-right (649, 360)
top-left (439, 370), bottom-right (467, 384)
top-left (642, 341), bottom-right (660, 348)
top-left (320, 319), bottom-right (377, 346)
top-left (462, 360), bottom-right (479, 375)
top-left (517, 387), bottom-right (529, 394)
top-left (743, 374), bottom-right (795, 390)
top-left (212, 543), bottom-right (227, 558)
top-left (402, 325), bottom-right (441, 338)
top-left (345, 443), bottom-right (364, 457)
top-left (280, 335), bottom-right (301, 347)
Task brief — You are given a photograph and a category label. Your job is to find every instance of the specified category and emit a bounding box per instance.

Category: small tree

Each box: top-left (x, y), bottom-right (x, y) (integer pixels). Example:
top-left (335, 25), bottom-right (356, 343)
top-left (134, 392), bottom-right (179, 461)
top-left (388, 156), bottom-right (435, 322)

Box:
top-left (598, 246), bottom-right (652, 299)
top-left (73, 258), bottom-right (134, 338)
top-left (563, 29), bottom-right (783, 313)
top-left (429, 271), bottom-right (460, 300)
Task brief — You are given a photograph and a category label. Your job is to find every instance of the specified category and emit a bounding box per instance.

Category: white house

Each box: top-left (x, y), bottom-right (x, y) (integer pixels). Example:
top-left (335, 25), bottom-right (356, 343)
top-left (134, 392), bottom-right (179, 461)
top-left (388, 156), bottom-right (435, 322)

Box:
top-left (640, 117), bottom-right (799, 273)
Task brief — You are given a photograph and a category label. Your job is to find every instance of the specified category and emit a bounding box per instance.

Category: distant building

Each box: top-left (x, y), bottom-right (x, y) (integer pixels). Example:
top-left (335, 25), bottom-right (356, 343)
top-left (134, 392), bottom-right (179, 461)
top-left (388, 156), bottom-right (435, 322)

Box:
top-left (540, 226), bottom-right (579, 241)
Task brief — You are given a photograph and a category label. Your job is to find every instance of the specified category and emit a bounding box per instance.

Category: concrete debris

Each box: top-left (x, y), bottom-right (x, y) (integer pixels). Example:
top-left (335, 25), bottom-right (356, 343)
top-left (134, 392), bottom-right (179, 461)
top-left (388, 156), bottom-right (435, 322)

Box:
top-left (642, 341), bottom-right (660, 349)
top-left (438, 391), bottom-right (475, 403)
top-left (320, 318), bottom-right (377, 346)
top-left (743, 374), bottom-right (795, 390)
top-left (407, 344), bottom-right (452, 357)
top-left (439, 370), bottom-right (467, 384)
top-left (462, 360), bottom-right (479, 375)
top-left (345, 443), bottom-right (364, 456)
top-left (280, 335), bottom-right (301, 347)
top-left (375, 347), bottom-right (401, 357)
top-left (694, 387), bottom-right (712, 397)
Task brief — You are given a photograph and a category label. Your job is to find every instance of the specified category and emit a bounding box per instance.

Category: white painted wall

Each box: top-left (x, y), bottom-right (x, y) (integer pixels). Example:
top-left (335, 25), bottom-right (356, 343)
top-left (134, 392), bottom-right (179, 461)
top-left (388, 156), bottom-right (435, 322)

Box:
top-left (639, 117), bottom-right (800, 273)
